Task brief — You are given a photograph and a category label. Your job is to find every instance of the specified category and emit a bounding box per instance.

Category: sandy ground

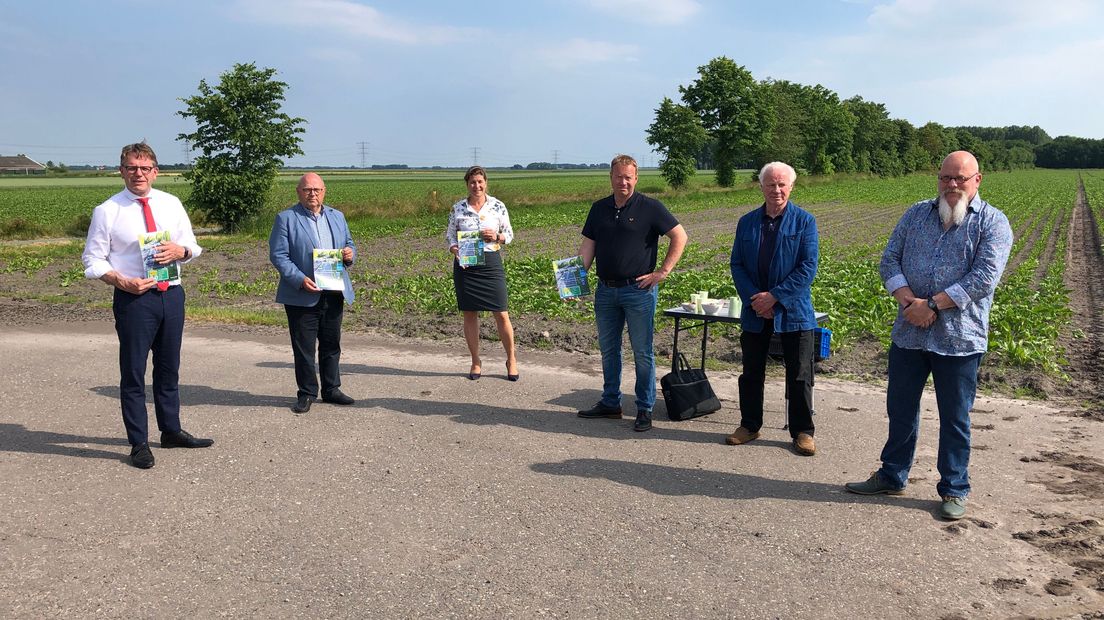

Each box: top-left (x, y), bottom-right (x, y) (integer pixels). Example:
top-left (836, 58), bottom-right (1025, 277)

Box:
top-left (1, 320), bottom-right (1102, 619)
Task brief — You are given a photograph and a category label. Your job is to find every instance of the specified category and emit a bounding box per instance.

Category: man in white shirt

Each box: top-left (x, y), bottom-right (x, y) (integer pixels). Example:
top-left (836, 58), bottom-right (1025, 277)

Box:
top-left (82, 142), bottom-right (212, 469)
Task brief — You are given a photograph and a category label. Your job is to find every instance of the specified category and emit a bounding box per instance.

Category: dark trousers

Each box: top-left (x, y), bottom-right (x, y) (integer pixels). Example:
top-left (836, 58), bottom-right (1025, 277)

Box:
top-left (113, 286), bottom-right (185, 446)
top-left (285, 292), bottom-right (345, 399)
top-left (739, 325), bottom-right (815, 437)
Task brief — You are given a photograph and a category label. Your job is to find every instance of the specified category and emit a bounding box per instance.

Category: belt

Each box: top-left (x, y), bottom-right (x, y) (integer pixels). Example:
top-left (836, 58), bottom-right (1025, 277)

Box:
top-left (600, 278), bottom-right (639, 288)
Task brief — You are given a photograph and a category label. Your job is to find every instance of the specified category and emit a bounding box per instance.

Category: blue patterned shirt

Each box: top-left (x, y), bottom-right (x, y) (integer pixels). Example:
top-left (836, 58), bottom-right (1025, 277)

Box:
top-left (880, 194), bottom-right (1013, 356)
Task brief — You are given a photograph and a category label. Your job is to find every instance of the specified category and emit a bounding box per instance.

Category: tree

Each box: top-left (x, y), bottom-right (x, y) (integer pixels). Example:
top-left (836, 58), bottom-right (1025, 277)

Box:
top-left (680, 57), bottom-right (771, 186)
top-left (646, 97), bottom-right (708, 189)
top-left (177, 63), bottom-right (305, 232)
top-left (761, 81), bottom-right (855, 175)
top-left (893, 119), bottom-right (930, 173)
top-left (844, 96), bottom-right (902, 176)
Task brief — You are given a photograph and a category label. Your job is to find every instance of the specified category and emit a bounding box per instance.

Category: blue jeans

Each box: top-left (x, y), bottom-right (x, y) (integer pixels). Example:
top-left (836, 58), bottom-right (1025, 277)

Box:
top-left (879, 344), bottom-right (982, 498)
top-left (595, 283), bottom-right (658, 412)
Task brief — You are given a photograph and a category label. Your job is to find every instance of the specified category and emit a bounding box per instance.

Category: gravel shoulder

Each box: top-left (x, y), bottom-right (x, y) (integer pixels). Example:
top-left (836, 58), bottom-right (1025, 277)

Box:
top-left (1, 320), bottom-right (1102, 618)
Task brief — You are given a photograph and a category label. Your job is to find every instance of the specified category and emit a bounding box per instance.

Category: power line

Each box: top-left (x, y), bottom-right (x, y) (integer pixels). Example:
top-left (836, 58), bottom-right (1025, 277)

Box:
top-left (470, 146), bottom-right (480, 165)
top-left (357, 141), bottom-right (369, 168)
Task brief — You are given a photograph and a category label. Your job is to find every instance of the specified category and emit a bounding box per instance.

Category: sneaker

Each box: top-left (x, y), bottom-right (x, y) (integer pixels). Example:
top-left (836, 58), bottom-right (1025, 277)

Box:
top-left (633, 410), bottom-right (652, 432)
top-left (793, 432), bottom-right (816, 456)
top-left (724, 426), bottom-right (760, 445)
top-left (939, 496), bottom-right (967, 520)
top-left (844, 471), bottom-right (905, 495)
top-left (577, 402), bottom-right (623, 419)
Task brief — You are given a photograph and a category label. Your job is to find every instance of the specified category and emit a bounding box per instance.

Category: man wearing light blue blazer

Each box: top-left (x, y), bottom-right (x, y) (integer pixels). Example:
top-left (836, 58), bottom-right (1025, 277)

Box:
top-left (269, 173), bottom-right (357, 414)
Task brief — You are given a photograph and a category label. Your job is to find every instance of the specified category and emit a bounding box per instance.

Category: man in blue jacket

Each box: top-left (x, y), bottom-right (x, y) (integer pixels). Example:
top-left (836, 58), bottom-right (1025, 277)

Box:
top-left (269, 173), bottom-right (358, 414)
top-left (726, 162), bottom-right (819, 455)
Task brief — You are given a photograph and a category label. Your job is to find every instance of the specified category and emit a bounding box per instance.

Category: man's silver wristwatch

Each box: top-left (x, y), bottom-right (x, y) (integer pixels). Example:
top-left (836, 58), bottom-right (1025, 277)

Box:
top-left (926, 298), bottom-right (939, 313)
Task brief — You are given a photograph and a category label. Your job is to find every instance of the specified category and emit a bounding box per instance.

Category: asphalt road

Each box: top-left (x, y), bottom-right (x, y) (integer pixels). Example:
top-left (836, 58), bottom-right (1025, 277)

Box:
top-left (1, 321), bottom-right (1101, 619)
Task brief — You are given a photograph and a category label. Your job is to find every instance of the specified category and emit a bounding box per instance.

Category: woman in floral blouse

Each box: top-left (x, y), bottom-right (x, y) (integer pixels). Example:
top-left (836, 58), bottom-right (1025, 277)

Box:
top-left (446, 166), bottom-right (518, 381)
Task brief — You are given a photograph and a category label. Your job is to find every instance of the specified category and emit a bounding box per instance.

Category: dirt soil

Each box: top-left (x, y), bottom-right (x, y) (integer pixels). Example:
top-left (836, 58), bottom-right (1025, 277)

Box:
top-left (1057, 178), bottom-right (1104, 420)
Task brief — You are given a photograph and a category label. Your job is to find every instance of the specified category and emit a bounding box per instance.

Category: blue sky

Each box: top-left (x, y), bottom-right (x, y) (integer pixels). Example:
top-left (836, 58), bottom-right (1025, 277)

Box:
top-left (2, 0), bottom-right (1102, 167)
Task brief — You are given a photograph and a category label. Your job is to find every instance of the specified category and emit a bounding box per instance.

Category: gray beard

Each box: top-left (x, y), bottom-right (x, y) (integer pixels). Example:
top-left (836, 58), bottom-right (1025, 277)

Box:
top-left (939, 193), bottom-right (968, 228)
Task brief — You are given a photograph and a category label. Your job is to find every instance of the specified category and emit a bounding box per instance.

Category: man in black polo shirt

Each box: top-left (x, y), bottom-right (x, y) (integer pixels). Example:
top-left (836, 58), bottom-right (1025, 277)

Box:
top-left (577, 154), bottom-right (688, 432)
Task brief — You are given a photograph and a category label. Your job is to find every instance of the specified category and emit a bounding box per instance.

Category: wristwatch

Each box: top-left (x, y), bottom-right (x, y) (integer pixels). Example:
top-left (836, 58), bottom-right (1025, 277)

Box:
top-left (926, 298), bottom-right (939, 313)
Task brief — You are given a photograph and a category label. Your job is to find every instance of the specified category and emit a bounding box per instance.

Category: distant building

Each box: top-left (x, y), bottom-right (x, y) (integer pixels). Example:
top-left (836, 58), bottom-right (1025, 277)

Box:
top-left (0, 154), bottom-right (46, 175)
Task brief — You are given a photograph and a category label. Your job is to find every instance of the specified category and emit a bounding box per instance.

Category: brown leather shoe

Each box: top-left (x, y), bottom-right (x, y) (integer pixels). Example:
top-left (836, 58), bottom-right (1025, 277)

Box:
top-left (793, 433), bottom-right (816, 456)
top-left (725, 426), bottom-right (760, 445)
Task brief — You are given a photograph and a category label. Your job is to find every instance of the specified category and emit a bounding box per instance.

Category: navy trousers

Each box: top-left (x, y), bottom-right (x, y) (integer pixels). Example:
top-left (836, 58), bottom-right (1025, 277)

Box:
top-left (284, 292), bottom-right (345, 399)
top-left (113, 285), bottom-right (185, 446)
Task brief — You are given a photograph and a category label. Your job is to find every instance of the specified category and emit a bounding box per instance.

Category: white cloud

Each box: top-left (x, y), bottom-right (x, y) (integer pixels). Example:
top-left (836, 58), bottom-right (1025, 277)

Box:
top-left (537, 38), bottom-right (640, 71)
top-left (766, 0), bottom-right (1104, 138)
top-left (583, 0), bottom-right (701, 25)
top-left (868, 0), bottom-right (1097, 32)
top-left (229, 0), bottom-right (473, 45)
top-left (908, 37), bottom-right (1104, 134)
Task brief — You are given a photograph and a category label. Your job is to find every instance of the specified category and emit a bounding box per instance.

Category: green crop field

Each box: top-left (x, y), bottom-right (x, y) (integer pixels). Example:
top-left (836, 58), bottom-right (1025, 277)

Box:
top-left (0, 169), bottom-right (690, 238)
top-left (0, 168), bottom-right (1093, 376)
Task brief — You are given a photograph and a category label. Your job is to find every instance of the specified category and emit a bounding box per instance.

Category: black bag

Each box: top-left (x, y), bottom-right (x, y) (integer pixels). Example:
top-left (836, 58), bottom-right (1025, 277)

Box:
top-left (661, 353), bottom-right (722, 421)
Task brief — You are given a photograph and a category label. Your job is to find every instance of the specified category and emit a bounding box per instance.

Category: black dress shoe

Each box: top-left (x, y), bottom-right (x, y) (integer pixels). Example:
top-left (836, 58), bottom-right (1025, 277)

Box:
top-left (577, 402), bottom-right (623, 419)
top-left (633, 410), bottom-right (653, 432)
top-left (160, 430), bottom-right (215, 449)
top-left (292, 394), bottom-right (314, 413)
top-left (321, 389), bottom-right (355, 405)
top-left (506, 362), bottom-right (519, 382)
top-left (130, 443), bottom-right (155, 469)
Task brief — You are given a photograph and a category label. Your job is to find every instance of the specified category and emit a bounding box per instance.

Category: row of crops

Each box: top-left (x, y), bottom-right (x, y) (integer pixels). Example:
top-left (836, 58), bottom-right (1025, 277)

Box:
top-left (0, 168), bottom-right (1089, 373)
top-left (348, 169), bottom-right (1082, 372)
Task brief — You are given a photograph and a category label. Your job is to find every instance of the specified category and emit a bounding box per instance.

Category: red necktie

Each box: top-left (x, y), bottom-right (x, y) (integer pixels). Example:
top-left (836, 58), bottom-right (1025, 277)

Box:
top-left (136, 197), bottom-right (170, 291)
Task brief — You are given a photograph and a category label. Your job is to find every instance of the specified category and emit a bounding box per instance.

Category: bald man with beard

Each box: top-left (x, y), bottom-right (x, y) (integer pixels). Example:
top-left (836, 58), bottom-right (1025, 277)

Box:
top-left (269, 173), bottom-right (358, 414)
top-left (845, 151), bottom-right (1013, 521)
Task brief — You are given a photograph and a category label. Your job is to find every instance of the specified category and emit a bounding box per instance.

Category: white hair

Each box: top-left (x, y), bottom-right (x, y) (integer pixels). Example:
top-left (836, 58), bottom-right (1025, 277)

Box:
top-left (759, 161), bottom-right (797, 186)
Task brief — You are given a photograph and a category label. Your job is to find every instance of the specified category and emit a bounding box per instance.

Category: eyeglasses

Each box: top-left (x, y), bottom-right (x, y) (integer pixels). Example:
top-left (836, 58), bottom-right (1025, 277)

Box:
top-left (123, 165), bottom-right (155, 174)
top-left (300, 188), bottom-right (324, 194)
top-left (938, 173), bottom-right (978, 184)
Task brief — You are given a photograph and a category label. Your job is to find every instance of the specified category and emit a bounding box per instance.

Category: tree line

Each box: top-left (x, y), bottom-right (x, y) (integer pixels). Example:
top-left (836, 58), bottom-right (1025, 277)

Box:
top-left (175, 59), bottom-right (1104, 231)
top-left (646, 56), bottom-right (1098, 188)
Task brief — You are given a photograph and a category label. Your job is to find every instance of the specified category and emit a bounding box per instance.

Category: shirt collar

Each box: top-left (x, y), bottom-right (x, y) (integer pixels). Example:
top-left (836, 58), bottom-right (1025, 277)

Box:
top-left (121, 187), bottom-right (150, 203)
top-left (612, 192), bottom-right (638, 210)
top-left (761, 201), bottom-right (789, 221)
top-left (463, 196), bottom-right (490, 212)
top-left (298, 203), bottom-right (327, 218)
top-left (927, 194), bottom-right (984, 213)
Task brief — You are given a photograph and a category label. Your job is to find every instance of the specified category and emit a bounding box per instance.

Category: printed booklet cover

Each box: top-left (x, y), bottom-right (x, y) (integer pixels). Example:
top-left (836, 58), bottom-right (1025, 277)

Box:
top-left (553, 255), bottom-right (590, 299)
top-left (138, 230), bottom-right (180, 284)
top-left (313, 249), bottom-right (346, 291)
top-left (457, 230), bottom-right (485, 267)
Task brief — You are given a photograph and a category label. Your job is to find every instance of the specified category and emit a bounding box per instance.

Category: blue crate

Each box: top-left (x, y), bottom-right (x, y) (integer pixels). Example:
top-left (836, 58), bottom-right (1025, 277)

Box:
top-left (815, 327), bottom-right (832, 361)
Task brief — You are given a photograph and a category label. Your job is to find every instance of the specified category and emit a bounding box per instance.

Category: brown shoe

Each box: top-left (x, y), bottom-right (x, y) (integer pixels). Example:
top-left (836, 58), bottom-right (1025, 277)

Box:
top-left (793, 433), bottom-right (816, 456)
top-left (725, 426), bottom-right (760, 445)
